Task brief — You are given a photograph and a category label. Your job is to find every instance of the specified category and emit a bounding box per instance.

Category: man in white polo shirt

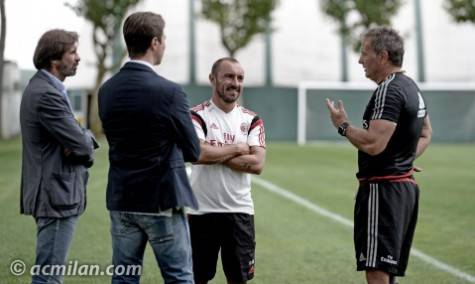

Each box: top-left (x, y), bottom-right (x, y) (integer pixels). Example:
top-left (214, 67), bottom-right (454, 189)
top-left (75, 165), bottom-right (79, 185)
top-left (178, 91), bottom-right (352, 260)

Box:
top-left (189, 57), bottom-right (266, 284)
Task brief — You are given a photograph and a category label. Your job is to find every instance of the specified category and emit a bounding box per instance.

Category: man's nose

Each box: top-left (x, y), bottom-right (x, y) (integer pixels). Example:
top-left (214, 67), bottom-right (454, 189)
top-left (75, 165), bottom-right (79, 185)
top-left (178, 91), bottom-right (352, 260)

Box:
top-left (232, 76), bottom-right (239, 85)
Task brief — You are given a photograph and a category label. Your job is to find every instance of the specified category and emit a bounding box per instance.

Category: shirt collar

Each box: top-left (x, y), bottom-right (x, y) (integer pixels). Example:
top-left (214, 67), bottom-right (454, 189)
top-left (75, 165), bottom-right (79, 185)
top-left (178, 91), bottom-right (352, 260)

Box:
top-left (209, 99), bottom-right (238, 114)
top-left (128, 59), bottom-right (157, 73)
top-left (40, 69), bottom-right (66, 93)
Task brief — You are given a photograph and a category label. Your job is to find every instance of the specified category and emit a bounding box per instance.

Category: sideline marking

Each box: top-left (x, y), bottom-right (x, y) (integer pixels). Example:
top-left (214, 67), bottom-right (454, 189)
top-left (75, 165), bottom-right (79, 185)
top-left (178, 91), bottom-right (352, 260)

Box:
top-left (252, 176), bottom-right (475, 283)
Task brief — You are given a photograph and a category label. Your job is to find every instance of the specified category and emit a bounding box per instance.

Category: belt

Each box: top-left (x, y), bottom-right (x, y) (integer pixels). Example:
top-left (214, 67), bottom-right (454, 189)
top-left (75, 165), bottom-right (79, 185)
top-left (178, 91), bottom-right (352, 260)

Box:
top-left (358, 168), bottom-right (417, 185)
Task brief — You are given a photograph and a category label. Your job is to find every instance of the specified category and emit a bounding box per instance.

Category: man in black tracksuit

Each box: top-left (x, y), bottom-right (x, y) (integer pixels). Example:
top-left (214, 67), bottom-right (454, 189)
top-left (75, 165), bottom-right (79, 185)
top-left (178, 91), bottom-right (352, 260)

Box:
top-left (326, 26), bottom-right (433, 284)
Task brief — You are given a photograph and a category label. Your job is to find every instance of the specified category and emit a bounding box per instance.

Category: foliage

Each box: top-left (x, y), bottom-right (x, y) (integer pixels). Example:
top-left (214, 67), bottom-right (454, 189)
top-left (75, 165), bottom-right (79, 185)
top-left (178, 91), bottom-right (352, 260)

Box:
top-left (321, 0), bottom-right (404, 52)
top-left (321, 0), bottom-right (352, 36)
top-left (445, 0), bottom-right (475, 23)
top-left (67, 0), bottom-right (141, 135)
top-left (320, 0), bottom-right (352, 81)
top-left (201, 0), bottom-right (278, 57)
top-left (351, 0), bottom-right (404, 50)
top-left (353, 0), bottom-right (403, 28)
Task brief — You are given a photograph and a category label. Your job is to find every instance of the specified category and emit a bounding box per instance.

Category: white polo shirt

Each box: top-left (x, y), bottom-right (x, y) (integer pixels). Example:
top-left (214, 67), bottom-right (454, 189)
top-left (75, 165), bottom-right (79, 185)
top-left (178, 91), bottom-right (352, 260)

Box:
top-left (189, 100), bottom-right (266, 215)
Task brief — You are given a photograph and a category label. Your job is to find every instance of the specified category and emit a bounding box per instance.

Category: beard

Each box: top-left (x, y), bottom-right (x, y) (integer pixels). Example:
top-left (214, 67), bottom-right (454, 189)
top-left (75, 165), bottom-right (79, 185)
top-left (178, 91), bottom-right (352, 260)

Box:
top-left (59, 62), bottom-right (78, 78)
top-left (217, 84), bottom-right (241, 103)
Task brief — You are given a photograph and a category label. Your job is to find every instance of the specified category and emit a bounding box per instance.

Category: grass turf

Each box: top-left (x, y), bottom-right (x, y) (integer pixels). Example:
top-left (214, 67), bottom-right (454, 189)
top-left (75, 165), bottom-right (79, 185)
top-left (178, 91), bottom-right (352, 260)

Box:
top-left (0, 139), bottom-right (473, 283)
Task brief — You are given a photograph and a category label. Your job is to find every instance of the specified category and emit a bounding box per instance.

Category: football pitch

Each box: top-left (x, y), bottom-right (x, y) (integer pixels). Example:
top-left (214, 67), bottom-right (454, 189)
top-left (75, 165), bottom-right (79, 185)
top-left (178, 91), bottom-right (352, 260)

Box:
top-left (1, 138), bottom-right (474, 283)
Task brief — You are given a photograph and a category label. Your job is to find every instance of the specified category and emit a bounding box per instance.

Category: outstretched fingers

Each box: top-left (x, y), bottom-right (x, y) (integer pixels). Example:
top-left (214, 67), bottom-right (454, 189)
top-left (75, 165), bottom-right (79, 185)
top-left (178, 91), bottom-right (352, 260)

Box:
top-left (337, 100), bottom-right (345, 112)
top-left (326, 98), bottom-right (336, 112)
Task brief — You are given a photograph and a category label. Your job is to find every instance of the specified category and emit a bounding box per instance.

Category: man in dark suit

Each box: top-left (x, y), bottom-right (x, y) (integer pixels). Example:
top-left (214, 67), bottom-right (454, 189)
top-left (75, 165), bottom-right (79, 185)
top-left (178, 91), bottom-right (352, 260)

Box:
top-left (98, 12), bottom-right (200, 284)
top-left (20, 29), bottom-right (97, 284)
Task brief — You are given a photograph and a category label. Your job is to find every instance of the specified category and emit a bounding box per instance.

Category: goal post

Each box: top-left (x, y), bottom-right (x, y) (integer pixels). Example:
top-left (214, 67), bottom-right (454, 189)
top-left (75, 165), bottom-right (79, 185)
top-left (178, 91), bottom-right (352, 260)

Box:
top-left (297, 81), bottom-right (374, 145)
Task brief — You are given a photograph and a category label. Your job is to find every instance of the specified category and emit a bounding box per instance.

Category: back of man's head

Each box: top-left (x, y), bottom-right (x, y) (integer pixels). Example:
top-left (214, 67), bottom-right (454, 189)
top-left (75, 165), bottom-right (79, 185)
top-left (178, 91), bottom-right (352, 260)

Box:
top-left (123, 11), bottom-right (165, 58)
top-left (33, 29), bottom-right (78, 70)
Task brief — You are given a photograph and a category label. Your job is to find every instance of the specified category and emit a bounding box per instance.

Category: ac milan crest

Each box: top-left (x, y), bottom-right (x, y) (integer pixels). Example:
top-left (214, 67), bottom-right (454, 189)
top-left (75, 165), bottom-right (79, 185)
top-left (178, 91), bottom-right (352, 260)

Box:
top-left (240, 122), bottom-right (250, 134)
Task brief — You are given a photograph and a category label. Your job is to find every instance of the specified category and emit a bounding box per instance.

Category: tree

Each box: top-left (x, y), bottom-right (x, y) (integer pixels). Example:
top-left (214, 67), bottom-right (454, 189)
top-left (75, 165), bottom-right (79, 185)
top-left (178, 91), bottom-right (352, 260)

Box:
top-left (322, 0), bottom-right (403, 52)
top-left (353, 0), bottom-right (402, 28)
top-left (201, 0), bottom-right (278, 57)
top-left (68, 0), bottom-right (141, 135)
top-left (444, 0), bottom-right (475, 23)
top-left (320, 0), bottom-right (403, 80)
top-left (321, 0), bottom-right (352, 34)
top-left (0, 0), bottom-right (6, 135)
top-left (320, 0), bottom-right (352, 81)
top-left (351, 0), bottom-right (404, 51)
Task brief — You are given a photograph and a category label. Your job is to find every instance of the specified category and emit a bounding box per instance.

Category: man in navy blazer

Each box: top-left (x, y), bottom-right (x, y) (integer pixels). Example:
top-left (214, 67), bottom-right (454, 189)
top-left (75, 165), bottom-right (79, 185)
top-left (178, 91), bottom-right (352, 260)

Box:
top-left (98, 12), bottom-right (200, 284)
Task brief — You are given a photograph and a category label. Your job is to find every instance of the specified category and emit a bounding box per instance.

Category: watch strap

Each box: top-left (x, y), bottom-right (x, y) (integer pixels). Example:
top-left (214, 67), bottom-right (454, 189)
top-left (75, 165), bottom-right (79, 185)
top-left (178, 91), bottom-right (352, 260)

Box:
top-left (338, 122), bottom-right (350, 136)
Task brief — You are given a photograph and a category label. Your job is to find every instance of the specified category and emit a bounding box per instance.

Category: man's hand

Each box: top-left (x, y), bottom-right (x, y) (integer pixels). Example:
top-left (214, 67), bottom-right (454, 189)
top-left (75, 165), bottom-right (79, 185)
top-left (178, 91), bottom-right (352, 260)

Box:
top-left (224, 145), bottom-right (266, 174)
top-left (63, 148), bottom-right (93, 167)
top-left (233, 143), bottom-right (250, 156)
top-left (413, 166), bottom-right (423, 172)
top-left (326, 98), bottom-right (349, 128)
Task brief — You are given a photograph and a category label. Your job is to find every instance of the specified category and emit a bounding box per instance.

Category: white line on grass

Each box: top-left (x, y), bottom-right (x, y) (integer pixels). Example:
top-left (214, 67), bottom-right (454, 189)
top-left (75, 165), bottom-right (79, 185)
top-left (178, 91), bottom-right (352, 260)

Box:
top-left (252, 176), bottom-right (475, 284)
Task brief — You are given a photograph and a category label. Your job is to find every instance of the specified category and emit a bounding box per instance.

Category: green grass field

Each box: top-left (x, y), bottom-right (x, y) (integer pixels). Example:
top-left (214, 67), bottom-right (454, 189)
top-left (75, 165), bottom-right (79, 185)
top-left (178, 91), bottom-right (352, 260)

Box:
top-left (1, 138), bottom-right (474, 283)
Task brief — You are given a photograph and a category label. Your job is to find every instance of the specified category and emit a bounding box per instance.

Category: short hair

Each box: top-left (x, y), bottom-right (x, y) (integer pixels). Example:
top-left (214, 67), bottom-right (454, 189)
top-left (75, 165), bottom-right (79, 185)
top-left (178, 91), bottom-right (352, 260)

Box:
top-left (123, 12), bottom-right (165, 57)
top-left (362, 26), bottom-right (404, 67)
top-left (33, 29), bottom-right (78, 70)
top-left (211, 57), bottom-right (240, 76)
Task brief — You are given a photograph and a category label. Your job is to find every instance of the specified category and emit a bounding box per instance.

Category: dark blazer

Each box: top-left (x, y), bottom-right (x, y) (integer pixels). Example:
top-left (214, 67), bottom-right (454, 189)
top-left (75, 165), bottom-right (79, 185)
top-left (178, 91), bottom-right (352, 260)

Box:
top-left (20, 71), bottom-right (96, 218)
top-left (98, 62), bottom-right (200, 212)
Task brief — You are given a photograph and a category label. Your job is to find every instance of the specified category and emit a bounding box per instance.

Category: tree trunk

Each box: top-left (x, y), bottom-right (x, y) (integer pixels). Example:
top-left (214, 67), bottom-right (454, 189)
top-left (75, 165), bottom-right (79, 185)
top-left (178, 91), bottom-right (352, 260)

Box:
top-left (340, 32), bottom-right (349, 82)
top-left (88, 65), bottom-right (107, 136)
top-left (264, 21), bottom-right (273, 86)
top-left (414, 0), bottom-right (426, 82)
top-left (189, 0), bottom-right (197, 85)
top-left (0, 0), bottom-right (6, 137)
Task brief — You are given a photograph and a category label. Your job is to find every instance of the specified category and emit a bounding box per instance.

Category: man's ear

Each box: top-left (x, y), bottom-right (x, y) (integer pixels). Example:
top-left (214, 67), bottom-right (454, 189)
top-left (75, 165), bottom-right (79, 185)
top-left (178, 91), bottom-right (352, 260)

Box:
top-left (379, 50), bottom-right (390, 64)
top-left (209, 73), bottom-right (215, 83)
top-left (151, 37), bottom-right (159, 48)
top-left (50, 59), bottom-right (60, 69)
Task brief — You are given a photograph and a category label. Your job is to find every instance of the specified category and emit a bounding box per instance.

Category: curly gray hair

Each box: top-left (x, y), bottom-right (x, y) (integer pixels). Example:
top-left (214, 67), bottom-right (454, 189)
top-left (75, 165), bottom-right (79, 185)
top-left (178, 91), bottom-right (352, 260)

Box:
top-left (362, 27), bottom-right (404, 67)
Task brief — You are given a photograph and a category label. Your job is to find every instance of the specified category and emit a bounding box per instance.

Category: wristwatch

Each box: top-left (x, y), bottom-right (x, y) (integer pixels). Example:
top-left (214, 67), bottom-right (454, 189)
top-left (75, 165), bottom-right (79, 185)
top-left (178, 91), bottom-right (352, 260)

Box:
top-left (338, 122), bottom-right (350, 137)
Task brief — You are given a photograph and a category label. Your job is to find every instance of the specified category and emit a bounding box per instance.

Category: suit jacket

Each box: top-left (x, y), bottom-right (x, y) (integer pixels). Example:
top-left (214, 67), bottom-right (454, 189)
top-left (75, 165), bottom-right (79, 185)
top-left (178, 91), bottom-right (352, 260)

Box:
top-left (20, 71), bottom-right (96, 218)
top-left (98, 62), bottom-right (200, 212)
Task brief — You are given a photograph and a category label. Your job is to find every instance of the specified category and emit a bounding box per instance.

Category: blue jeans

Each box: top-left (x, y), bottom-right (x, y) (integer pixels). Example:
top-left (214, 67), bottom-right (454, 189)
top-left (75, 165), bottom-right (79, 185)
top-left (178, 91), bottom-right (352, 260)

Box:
top-left (109, 210), bottom-right (193, 284)
top-left (31, 215), bottom-right (78, 284)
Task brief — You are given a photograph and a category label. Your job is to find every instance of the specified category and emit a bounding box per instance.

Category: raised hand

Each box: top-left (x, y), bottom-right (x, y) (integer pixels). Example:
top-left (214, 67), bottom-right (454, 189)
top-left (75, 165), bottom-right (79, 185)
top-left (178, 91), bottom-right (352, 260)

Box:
top-left (326, 98), bottom-right (349, 128)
